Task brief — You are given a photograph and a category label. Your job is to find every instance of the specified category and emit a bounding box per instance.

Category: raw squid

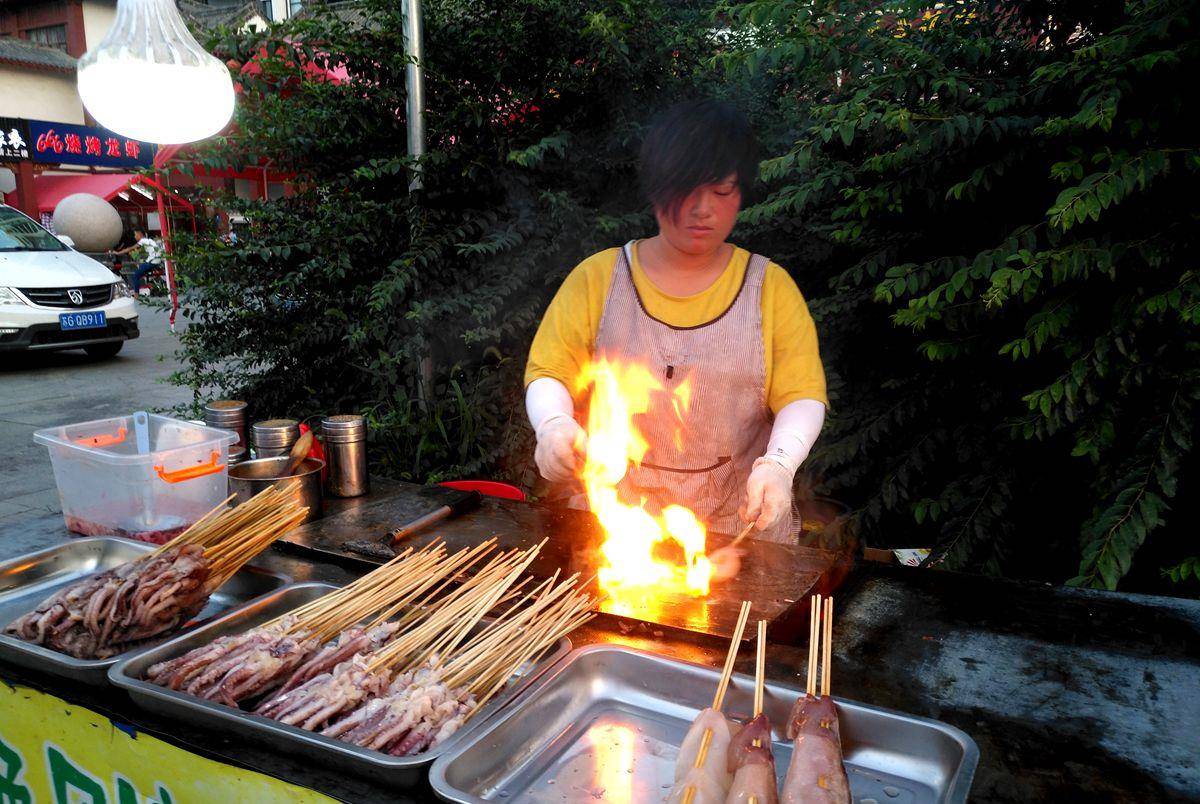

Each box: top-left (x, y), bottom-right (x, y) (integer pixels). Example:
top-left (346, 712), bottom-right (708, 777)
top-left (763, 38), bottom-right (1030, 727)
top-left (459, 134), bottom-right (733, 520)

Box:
top-left (664, 708), bottom-right (739, 803)
top-left (665, 765), bottom-right (728, 804)
top-left (675, 708), bottom-right (739, 788)
top-left (780, 695), bottom-right (850, 804)
top-left (725, 713), bottom-right (778, 804)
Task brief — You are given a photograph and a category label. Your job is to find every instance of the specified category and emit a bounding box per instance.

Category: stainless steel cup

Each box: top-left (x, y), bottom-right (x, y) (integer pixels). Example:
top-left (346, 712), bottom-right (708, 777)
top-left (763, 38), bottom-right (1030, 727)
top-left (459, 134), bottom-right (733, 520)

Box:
top-left (204, 399), bottom-right (248, 448)
top-left (251, 418), bottom-right (300, 458)
top-left (228, 456), bottom-right (323, 522)
top-left (321, 414), bottom-right (368, 497)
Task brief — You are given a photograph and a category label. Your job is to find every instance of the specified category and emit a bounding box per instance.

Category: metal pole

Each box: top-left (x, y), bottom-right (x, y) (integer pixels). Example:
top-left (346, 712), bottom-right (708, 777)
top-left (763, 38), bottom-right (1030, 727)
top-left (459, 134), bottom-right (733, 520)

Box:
top-left (403, 0), bottom-right (426, 191)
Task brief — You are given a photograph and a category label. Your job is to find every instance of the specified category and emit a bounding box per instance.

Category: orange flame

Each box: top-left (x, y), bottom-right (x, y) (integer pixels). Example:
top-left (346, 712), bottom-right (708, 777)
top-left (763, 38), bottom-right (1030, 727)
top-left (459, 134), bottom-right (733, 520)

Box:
top-left (576, 358), bottom-right (713, 601)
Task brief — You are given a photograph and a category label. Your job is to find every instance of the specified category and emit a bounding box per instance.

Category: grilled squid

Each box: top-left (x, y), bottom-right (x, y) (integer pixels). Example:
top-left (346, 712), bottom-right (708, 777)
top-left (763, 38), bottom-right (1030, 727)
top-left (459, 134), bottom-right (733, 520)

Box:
top-left (725, 713), bottom-right (779, 804)
top-left (780, 695), bottom-right (850, 804)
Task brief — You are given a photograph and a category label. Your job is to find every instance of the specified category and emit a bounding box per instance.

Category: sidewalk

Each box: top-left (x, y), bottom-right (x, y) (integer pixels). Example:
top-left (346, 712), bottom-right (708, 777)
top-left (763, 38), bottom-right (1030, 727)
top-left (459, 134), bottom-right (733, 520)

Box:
top-left (0, 303), bottom-right (192, 526)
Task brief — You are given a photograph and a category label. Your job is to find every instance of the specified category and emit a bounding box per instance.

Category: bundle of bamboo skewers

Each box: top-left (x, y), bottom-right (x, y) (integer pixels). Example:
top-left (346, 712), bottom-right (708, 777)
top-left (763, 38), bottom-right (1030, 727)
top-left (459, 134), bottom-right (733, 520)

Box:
top-left (146, 537), bottom-right (594, 757)
top-left (4, 485), bottom-right (307, 659)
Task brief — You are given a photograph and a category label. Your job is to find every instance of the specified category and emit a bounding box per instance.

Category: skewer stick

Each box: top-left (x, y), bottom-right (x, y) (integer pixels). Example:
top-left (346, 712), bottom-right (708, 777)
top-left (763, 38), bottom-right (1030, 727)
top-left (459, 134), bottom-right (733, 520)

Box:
top-left (712, 600), bottom-right (752, 712)
top-left (754, 619), bottom-right (766, 718)
top-left (751, 618), bottom-right (767, 748)
top-left (822, 596), bottom-right (834, 698)
top-left (731, 520), bottom-right (756, 548)
top-left (682, 599), bottom-right (752, 803)
top-left (807, 593), bottom-right (821, 697)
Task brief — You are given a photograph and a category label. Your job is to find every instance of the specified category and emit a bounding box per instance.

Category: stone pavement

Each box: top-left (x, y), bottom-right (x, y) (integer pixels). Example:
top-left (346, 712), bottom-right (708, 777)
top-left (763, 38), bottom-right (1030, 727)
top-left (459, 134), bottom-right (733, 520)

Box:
top-left (0, 302), bottom-right (193, 526)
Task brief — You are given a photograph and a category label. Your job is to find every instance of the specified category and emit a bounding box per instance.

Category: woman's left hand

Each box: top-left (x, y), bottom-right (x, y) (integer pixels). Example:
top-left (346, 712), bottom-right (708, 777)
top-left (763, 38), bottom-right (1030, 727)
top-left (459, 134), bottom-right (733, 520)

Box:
top-left (741, 457), bottom-right (794, 531)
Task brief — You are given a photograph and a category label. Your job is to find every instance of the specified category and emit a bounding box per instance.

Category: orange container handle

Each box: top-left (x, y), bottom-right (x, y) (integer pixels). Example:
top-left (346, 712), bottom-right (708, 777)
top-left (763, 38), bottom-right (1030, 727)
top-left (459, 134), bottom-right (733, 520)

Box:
top-left (155, 450), bottom-right (223, 484)
top-left (74, 426), bottom-right (127, 448)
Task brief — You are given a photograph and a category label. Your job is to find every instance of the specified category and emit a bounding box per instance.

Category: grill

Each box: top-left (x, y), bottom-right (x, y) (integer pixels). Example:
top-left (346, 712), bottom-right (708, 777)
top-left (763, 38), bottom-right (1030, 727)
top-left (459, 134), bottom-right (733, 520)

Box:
top-left (17, 284), bottom-right (113, 309)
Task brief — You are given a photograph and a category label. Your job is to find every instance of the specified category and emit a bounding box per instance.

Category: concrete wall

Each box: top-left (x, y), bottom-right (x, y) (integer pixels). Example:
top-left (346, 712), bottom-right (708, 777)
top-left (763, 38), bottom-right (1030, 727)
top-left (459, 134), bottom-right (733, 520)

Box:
top-left (80, 0), bottom-right (115, 50)
top-left (0, 64), bottom-right (83, 123)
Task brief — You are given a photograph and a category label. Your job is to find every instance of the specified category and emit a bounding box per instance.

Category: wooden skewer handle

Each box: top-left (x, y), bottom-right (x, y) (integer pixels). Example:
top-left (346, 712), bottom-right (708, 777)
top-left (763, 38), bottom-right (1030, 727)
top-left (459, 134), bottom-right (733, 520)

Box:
top-left (389, 491), bottom-right (482, 544)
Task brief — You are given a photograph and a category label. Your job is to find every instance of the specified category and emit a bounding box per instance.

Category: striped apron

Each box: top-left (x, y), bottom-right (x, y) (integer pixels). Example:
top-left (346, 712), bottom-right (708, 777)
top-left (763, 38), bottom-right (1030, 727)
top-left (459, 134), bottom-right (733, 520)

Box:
top-left (582, 241), bottom-right (800, 543)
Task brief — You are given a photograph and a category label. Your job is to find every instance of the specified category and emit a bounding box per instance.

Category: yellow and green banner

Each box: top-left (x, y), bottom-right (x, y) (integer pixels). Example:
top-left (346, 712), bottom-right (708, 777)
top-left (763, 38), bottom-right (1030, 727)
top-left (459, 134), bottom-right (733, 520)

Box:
top-left (0, 682), bottom-right (337, 803)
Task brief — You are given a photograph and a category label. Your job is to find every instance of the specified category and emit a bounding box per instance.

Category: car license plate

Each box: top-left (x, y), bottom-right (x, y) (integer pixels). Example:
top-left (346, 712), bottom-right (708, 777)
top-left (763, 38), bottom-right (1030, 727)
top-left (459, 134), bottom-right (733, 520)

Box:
top-left (59, 311), bottom-right (107, 330)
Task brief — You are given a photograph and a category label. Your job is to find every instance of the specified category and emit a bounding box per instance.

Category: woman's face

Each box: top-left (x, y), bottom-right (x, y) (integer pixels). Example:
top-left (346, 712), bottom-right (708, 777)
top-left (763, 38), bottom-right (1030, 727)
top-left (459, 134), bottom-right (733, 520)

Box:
top-left (655, 175), bottom-right (742, 257)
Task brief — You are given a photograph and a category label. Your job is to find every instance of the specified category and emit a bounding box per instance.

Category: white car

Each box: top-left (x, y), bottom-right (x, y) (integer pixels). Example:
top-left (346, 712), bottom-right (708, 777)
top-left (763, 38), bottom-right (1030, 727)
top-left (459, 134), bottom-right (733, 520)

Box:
top-left (0, 204), bottom-right (138, 358)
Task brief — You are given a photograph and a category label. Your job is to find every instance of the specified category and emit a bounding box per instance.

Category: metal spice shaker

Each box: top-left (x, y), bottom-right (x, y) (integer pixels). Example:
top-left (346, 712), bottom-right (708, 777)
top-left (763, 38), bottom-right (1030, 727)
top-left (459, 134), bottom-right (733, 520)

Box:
top-left (252, 418), bottom-right (300, 458)
top-left (204, 399), bottom-right (248, 448)
top-left (321, 414), bottom-right (369, 497)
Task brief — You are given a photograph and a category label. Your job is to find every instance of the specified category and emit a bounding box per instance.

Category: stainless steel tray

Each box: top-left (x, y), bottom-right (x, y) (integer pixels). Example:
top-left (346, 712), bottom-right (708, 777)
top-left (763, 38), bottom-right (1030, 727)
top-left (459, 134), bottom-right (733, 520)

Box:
top-left (429, 644), bottom-right (979, 804)
top-left (110, 582), bottom-right (572, 788)
top-left (0, 536), bottom-right (290, 685)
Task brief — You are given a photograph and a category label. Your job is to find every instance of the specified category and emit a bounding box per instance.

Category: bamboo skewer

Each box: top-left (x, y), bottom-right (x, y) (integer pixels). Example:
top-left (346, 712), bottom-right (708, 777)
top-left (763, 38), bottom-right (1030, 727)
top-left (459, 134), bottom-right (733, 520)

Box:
top-left (712, 600), bottom-right (752, 712)
top-left (807, 593), bottom-right (822, 697)
top-left (822, 596), bottom-right (834, 698)
top-left (731, 520), bottom-right (756, 548)
top-left (754, 619), bottom-right (766, 718)
top-left (751, 618), bottom-right (767, 750)
top-left (683, 599), bottom-right (752, 804)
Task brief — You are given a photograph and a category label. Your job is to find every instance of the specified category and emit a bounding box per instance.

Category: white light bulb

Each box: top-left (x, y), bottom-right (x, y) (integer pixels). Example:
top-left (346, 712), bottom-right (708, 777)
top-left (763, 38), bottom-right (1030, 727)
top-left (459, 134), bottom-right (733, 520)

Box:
top-left (77, 0), bottom-right (235, 144)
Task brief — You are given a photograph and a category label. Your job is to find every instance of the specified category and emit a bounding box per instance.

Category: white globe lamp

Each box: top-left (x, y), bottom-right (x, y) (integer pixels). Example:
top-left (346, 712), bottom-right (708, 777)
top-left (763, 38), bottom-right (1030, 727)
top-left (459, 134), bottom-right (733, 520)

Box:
top-left (77, 0), bottom-right (235, 144)
top-left (52, 193), bottom-right (124, 252)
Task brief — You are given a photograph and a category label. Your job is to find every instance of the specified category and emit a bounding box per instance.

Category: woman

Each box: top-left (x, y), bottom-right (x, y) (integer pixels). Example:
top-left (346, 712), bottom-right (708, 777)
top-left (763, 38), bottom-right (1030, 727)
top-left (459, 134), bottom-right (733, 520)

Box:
top-left (524, 100), bottom-right (827, 543)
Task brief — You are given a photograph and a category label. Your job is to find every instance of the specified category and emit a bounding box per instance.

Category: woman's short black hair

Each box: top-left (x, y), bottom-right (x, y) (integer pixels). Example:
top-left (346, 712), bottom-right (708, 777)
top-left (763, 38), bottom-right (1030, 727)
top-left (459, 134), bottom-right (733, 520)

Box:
top-left (639, 99), bottom-right (760, 219)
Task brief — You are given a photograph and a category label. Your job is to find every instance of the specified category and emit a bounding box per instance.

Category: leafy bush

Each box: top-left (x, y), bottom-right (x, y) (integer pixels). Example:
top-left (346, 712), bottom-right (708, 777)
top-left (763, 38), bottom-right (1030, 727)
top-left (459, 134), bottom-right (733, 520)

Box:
top-left (170, 0), bottom-right (723, 484)
top-left (720, 0), bottom-right (1199, 588)
top-left (171, 0), bottom-right (1198, 591)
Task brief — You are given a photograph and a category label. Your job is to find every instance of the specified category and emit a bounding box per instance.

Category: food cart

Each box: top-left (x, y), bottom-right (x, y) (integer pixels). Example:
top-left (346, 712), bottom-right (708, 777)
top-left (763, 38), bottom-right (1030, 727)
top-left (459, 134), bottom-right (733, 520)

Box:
top-left (1, 471), bottom-right (1196, 803)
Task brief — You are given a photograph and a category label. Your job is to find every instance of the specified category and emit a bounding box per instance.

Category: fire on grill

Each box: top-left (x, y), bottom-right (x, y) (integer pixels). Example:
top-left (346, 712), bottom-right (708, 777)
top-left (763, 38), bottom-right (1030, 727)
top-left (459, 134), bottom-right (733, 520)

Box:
top-left (143, 538), bottom-right (593, 757)
top-left (4, 485), bottom-right (307, 659)
top-left (576, 358), bottom-right (714, 613)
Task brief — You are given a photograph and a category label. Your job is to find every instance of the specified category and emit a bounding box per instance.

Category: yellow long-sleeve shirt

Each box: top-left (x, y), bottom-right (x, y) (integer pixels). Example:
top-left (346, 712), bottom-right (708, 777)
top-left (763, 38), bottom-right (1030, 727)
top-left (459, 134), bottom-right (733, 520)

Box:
top-left (524, 243), bottom-right (828, 413)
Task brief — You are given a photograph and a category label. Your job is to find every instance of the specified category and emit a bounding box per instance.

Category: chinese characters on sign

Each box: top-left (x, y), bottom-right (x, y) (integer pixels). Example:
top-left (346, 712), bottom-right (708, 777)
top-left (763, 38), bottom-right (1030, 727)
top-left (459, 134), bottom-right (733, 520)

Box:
top-left (23, 119), bottom-right (154, 169)
top-left (0, 683), bottom-right (336, 804)
top-left (0, 118), bottom-right (30, 162)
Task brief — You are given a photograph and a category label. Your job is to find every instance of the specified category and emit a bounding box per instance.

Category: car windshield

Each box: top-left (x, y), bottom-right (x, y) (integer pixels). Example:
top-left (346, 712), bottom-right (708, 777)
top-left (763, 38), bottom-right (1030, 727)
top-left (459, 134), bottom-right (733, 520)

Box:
top-left (0, 207), bottom-right (67, 252)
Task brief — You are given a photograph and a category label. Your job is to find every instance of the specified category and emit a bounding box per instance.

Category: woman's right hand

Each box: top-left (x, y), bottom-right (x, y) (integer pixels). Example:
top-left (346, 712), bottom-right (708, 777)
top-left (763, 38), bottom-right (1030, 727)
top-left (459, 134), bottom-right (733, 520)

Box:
top-left (534, 415), bottom-right (587, 483)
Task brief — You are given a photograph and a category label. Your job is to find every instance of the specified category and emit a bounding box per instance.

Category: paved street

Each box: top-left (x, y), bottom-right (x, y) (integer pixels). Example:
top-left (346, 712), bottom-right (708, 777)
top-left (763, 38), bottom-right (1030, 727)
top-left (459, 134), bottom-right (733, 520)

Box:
top-left (0, 302), bottom-right (192, 526)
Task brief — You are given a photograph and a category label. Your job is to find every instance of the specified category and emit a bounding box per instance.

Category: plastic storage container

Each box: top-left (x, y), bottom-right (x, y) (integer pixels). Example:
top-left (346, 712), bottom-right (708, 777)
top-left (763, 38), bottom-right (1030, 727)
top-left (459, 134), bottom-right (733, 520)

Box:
top-left (34, 413), bottom-right (236, 544)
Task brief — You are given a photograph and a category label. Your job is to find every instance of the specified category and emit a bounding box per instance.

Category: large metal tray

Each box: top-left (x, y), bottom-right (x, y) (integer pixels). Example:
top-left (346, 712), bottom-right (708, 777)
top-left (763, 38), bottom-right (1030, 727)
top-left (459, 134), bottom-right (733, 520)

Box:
top-left (0, 537), bottom-right (290, 685)
top-left (110, 582), bottom-right (572, 788)
top-left (429, 644), bottom-right (979, 803)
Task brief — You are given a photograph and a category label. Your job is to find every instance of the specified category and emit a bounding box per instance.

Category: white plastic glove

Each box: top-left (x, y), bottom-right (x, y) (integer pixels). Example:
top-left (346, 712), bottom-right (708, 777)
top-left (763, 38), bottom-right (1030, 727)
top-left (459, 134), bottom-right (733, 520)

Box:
top-left (741, 456), bottom-right (795, 532)
top-left (534, 414), bottom-right (587, 483)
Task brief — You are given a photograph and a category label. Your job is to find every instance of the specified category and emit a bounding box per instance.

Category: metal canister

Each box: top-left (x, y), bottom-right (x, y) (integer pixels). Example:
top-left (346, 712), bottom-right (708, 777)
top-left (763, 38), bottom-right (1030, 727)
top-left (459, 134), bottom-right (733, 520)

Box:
top-left (252, 418), bottom-right (300, 458)
top-left (204, 399), bottom-right (248, 448)
top-left (228, 445), bottom-right (247, 466)
top-left (321, 414), bottom-right (369, 497)
top-left (228, 456), bottom-right (323, 522)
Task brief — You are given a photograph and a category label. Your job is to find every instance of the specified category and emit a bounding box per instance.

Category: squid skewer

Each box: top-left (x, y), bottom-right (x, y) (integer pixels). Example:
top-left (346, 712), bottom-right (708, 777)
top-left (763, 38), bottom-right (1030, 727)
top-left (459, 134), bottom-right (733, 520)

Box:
top-left (725, 620), bottom-right (778, 804)
top-left (665, 600), bottom-right (752, 804)
top-left (781, 595), bottom-right (850, 804)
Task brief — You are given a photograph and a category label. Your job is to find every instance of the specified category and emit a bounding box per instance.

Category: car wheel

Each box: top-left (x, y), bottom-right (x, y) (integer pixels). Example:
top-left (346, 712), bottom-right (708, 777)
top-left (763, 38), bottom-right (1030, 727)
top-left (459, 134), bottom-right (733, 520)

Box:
top-left (84, 341), bottom-right (124, 359)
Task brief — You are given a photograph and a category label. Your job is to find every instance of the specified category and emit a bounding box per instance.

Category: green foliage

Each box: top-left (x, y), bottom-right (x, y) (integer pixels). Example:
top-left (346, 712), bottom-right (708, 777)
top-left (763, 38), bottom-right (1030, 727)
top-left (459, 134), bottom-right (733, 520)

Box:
top-left (169, 0), bottom-right (720, 483)
top-left (171, 0), bottom-right (1199, 592)
top-left (720, 0), bottom-right (1199, 589)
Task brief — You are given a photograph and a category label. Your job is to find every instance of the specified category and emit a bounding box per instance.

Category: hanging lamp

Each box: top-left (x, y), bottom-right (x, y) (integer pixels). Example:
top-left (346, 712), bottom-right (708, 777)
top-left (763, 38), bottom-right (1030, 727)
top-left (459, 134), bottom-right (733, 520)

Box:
top-left (77, 0), bottom-right (235, 144)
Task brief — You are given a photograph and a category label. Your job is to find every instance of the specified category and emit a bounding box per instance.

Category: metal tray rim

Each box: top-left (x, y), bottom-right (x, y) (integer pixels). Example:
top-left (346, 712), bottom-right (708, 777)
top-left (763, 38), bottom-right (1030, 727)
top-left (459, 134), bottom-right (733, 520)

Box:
top-left (109, 581), bottom-right (573, 774)
top-left (428, 643), bottom-right (980, 804)
top-left (0, 536), bottom-right (292, 679)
